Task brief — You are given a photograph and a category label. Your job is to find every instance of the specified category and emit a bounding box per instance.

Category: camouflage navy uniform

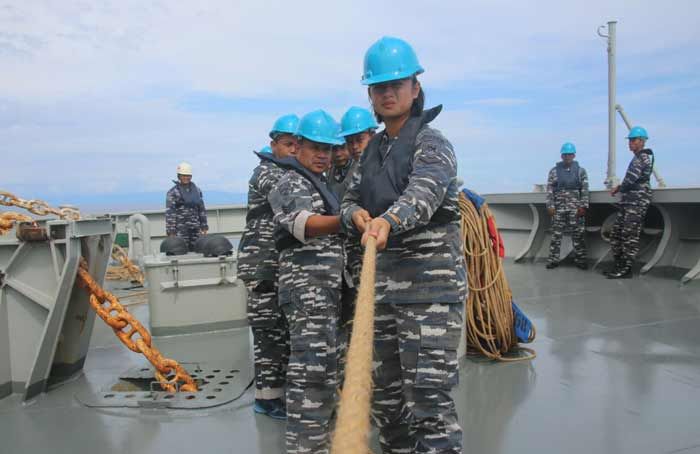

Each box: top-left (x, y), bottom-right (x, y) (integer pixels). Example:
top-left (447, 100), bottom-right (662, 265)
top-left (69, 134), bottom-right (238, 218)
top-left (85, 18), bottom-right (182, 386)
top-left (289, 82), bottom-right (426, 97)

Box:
top-left (610, 149), bottom-right (654, 269)
top-left (327, 159), bottom-right (356, 200)
top-left (237, 157), bottom-right (290, 400)
top-left (341, 108), bottom-right (467, 454)
top-left (165, 182), bottom-right (208, 251)
top-left (269, 170), bottom-right (344, 454)
top-left (328, 158), bottom-right (361, 378)
top-left (546, 162), bottom-right (589, 266)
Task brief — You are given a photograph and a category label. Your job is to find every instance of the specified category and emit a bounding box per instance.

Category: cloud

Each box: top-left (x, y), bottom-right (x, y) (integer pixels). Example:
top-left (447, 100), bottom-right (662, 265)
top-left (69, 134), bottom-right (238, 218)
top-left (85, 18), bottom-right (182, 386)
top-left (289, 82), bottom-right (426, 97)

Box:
top-left (1, 0), bottom-right (699, 205)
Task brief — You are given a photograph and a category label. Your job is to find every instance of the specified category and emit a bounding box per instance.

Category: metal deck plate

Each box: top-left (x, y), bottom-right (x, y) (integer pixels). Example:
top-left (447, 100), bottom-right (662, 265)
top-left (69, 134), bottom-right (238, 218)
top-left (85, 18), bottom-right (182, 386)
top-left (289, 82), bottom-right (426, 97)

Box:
top-left (76, 365), bottom-right (250, 409)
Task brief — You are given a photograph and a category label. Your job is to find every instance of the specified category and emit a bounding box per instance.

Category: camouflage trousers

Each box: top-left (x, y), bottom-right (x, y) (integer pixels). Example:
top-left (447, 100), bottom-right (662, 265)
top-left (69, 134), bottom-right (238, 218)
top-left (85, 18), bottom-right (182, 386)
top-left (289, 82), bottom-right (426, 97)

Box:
top-left (245, 280), bottom-right (290, 400)
top-left (372, 302), bottom-right (463, 454)
top-left (176, 227), bottom-right (200, 251)
top-left (548, 208), bottom-right (586, 265)
top-left (280, 287), bottom-right (341, 454)
top-left (610, 198), bottom-right (651, 268)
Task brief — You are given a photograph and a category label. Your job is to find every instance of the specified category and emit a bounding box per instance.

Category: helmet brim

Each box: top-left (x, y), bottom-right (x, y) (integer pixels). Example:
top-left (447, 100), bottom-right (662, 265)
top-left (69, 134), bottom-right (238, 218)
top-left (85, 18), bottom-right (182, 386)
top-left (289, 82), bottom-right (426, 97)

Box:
top-left (297, 133), bottom-right (345, 146)
top-left (362, 67), bottom-right (424, 86)
top-left (338, 126), bottom-right (378, 137)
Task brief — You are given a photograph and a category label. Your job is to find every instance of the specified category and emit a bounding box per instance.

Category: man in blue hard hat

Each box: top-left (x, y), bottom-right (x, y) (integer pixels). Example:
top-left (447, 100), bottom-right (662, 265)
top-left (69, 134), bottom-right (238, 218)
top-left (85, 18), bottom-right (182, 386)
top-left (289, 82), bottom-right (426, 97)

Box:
top-left (329, 107), bottom-right (378, 201)
top-left (328, 139), bottom-right (352, 199)
top-left (237, 114), bottom-right (300, 420)
top-left (545, 142), bottom-right (590, 270)
top-left (268, 109), bottom-right (345, 453)
top-left (606, 126), bottom-right (655, 279)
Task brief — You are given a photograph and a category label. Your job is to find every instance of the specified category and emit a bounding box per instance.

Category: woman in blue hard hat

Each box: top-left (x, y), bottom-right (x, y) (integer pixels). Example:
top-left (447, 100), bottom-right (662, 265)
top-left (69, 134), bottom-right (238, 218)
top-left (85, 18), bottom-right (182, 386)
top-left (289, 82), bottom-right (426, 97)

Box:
top-left (268, 110), bottom-right (345, 453)
top-left (237, 114), bottom-right (300, 420)
top-left (607, 126), bottom-right (655, 279)
top-left (341, 36), bottom-right (467, 453)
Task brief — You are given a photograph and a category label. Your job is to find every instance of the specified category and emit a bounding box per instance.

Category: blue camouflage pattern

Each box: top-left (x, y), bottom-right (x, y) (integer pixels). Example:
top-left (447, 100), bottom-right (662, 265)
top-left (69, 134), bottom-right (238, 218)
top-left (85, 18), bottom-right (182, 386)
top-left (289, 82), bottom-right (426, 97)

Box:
top-left (546, 163), bottom-right (589, 265)
top-left (611, 150), bottom-right (654, 268)
top-left (165, 182), bottom-right (208, 250)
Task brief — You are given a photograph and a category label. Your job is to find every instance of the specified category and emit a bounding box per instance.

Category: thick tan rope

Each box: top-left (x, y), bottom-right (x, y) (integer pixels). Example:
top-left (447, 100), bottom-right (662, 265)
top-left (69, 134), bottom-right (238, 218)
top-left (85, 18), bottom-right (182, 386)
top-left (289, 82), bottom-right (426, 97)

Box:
top-left (460, 193), bottom-right (536, 361)
top-left (331, 236), bottom-right (376, 454)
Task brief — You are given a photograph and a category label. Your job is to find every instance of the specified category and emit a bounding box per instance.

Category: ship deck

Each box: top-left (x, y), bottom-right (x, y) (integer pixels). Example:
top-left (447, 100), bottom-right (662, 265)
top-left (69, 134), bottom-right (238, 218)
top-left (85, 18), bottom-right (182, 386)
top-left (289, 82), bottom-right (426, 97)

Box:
top-left (1, 261), bottom-right (700, 454)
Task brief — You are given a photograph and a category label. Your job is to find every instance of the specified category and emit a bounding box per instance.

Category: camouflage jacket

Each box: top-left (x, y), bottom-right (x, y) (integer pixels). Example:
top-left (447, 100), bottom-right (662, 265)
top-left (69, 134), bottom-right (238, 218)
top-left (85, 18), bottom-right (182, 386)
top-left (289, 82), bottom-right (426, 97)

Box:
top-left (327, 159), bottom-right (356, 201)
top-left (340, 125), bottom-right (467, 305)
top-left (237, 159), bottom-right (286, 282)
top-left (619, 149), bottom-right (654, 204)
top-left (165, 183), bottom-right (207, 235)
top-left (269, 170), bottom-right (344, 294)
top-left (545, 163), bottom-right (590, 210)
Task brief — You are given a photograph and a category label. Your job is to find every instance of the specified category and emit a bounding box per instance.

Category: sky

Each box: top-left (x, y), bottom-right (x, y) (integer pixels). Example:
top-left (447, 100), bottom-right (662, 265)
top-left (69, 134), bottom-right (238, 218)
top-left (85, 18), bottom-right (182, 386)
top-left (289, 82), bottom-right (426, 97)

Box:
top-left (1, 0), bottom-right (699, 211)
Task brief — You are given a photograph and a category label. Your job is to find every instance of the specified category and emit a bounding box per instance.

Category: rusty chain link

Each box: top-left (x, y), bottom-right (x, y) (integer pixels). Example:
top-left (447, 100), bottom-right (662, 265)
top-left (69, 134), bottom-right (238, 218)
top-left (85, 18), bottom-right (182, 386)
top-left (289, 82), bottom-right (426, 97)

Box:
top-left (0, 212), bottom-right (34, 235)
top-left (0, 189), bottom-right (144, 282)
top-left (2, 189), bottom-right (192, 392)
top-left (110, 244), bottom-right (145, 284)
top-left (0, 190), bottom-right (81, 220)
top-left (77, 258), bottom-right (198, 392)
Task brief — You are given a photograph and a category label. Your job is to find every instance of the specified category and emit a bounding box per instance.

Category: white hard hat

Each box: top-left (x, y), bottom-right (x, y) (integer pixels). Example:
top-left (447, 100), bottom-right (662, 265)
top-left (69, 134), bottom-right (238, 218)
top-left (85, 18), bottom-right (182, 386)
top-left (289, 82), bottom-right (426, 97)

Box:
top-left (176, 162), bottom-right (193, 175)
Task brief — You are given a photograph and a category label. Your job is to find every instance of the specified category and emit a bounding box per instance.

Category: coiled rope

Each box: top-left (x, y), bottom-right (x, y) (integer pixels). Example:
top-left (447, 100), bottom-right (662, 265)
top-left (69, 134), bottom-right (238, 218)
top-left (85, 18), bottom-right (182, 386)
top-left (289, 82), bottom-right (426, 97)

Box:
top-left (459, 193), bottom-right (536, 361)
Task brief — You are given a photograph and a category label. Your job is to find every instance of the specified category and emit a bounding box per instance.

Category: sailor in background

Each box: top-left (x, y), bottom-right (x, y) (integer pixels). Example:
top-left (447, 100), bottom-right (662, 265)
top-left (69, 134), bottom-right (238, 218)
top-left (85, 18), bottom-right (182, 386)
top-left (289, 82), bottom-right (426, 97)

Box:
top-left (268, 110), bottom-right (345, 454)
top-left (341, 36), bottom-right (467, 454)
top-left (607, 126), bottom-right (655, 279)
top-left (334, 106), bottom-right (380, 377)
top-left (165, 162), bottom-right (208, 251)
top-left (327, 139), bottom-right (353, 199)
top-left (329, 106), bottom-right (378, 201)
top-left (237, 114), bottom-right (299, 419)
top-left (545, 142), bottom-right (590, 269)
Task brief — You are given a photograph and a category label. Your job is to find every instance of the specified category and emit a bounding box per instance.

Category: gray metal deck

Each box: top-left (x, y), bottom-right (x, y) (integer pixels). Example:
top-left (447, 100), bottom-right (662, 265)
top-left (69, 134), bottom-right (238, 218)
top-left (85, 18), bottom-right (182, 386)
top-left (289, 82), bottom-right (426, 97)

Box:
top-left (1, 261), bottom-right (699, 454)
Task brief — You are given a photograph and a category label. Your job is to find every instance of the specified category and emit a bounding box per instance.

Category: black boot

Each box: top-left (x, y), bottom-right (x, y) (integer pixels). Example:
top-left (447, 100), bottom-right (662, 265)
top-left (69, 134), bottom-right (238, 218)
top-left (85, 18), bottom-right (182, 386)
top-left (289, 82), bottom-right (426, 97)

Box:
top-left (576, 262), bottom-right (589, 270)
top-left (606, 266), bottom-right (632, 279)
top-left (603, 258), bottom-right (623, 276)
top-left (546, 262), bottom-right (559, 269)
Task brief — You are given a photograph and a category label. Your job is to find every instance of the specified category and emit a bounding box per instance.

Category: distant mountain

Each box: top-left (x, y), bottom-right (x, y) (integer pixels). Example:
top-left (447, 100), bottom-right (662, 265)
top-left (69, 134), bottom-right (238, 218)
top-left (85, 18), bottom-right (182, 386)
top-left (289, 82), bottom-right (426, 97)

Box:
top-left (40, 191), bottom-right (247, 215)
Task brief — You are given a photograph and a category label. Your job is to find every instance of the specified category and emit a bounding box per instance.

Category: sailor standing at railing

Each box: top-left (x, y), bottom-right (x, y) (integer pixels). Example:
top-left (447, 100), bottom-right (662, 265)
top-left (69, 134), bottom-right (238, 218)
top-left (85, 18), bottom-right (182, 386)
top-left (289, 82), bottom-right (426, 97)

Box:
top-left (165, 162), bottom-right (208, 251)
top-left (545, 142), bottom-right (590, 270)
top-left (607, 126), bottom-right (655, 279)
top-left (237, 114), bottom-right (300, 420)
top-left (341, 36), bottom-right (467, 454)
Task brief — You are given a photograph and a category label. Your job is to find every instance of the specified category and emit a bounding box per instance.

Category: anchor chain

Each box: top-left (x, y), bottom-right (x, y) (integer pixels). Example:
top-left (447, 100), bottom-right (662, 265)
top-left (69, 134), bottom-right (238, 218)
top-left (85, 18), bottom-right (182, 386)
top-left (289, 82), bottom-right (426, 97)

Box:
top-left (77, 258), bottom-right (197, 392)
top-left (0, 190), bottom-right (81, 220)
top-left (1, 189), bottom-right (194, 392)
top-left (110, 244), bottom-right (145, 285)
top-left (0, 189), bottom-right (144, 283)
top-left (0, 212), bottom-right (34, 235)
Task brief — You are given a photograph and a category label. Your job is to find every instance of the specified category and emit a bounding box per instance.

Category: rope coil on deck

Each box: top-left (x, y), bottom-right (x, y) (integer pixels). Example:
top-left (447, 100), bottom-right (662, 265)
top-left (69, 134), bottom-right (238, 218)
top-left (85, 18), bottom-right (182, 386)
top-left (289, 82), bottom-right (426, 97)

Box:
top-left (331, 236), bottom-right (377, 454)
top-left (459, 192), bottom-right (536, 361)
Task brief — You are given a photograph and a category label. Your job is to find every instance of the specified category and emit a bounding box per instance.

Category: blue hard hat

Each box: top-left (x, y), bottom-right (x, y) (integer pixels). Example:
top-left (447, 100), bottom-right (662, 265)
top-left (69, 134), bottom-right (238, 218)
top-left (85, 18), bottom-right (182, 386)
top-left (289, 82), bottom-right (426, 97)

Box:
top-left (560, 142), bottom-right (576, 155)
top-left (627, 126), bottom-right (648, 140)
top-left (362, 36), bottom-right (424, 86)
top-left (339, 106), bottom-right (378, 137)
top-left (269, 114), bottom-right (299, 138)
top-left (297, 110), bottom-right (344, 146)
top-left (260, 145), bottom-right (272, 154)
